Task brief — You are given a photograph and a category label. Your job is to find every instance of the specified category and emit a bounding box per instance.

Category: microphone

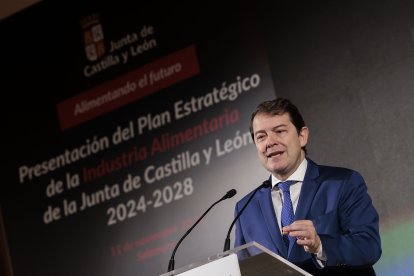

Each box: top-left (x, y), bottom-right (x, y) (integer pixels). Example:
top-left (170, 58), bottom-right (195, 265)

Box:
top-left (167, 188), bottom-right (237, 272)
top-left (223, 180), bottom-right (271, 252)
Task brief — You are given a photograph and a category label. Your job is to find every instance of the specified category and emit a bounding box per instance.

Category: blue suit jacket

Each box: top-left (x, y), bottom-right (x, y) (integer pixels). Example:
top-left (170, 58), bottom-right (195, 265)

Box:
top-left (234, 159), bottom-right (381, 275)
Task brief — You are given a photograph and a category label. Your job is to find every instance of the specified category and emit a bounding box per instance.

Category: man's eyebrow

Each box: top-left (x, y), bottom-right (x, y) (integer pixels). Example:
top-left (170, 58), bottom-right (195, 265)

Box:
top-left (254, 124), bottom-right (288, 136)
top-left (273, 124), bottom-right (288, 129)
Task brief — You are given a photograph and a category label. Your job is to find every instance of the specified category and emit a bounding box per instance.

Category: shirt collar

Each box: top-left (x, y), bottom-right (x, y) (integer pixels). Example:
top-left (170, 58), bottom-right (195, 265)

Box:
top-left (271, 158), bottom-right (308, 189)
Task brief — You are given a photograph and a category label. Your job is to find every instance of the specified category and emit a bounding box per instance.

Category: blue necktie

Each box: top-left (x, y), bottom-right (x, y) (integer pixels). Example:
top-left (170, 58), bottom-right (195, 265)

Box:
top-left (279, 181), bottom-right (295, 250)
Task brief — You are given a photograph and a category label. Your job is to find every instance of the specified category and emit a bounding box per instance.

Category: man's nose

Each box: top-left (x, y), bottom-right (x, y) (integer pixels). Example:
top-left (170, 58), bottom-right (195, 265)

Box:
top-left (266, 133), bottom-right (279, 148)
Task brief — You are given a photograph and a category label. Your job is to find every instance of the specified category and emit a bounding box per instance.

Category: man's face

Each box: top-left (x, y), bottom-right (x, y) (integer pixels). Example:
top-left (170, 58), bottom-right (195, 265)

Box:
top-left (252, 112), bottom-right (308, 180)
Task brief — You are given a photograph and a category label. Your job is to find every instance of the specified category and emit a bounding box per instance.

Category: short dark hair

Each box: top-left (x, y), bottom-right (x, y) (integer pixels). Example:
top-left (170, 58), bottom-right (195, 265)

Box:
top-left (249, 98), bottom-right (307, 152)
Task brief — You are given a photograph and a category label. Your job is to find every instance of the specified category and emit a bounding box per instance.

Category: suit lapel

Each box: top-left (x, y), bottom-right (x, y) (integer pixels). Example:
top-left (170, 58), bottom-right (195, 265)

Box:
top-left (289, 158), bottom-right (321, 258)
top-left (257, 185), bottom-right (289, 258)
top-left (294, 158), bottom-right (320, 220)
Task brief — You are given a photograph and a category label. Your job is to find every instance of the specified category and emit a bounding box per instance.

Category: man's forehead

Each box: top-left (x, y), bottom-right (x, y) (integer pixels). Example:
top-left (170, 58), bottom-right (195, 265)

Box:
top-left (254, 112), bottom-right (291, 122)
top-left (253, 113), bottom-right (292, 129)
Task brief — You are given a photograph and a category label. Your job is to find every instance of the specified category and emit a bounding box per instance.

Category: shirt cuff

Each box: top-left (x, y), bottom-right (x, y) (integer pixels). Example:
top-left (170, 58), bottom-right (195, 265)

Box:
top-left (314, 242), bottom-right (327, 267)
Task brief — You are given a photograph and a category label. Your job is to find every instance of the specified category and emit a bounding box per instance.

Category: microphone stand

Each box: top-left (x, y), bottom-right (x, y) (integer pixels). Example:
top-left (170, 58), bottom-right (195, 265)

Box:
top-left (167, 189), bottom-right (236, 272)
top-left (223, 180), bottom-right (270, 252)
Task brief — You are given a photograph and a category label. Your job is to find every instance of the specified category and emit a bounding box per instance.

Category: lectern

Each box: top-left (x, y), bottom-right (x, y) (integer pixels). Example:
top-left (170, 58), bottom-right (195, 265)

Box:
top-left (160, 241), bottom-right (312, 276)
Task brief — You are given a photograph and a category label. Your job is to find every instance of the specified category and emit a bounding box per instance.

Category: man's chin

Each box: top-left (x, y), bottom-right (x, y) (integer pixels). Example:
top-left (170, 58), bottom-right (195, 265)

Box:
top-left (267, 165), bottom-right (287, 176)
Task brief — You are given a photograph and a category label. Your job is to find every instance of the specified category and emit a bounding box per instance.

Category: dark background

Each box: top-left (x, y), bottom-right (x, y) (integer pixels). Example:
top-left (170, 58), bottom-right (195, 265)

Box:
top-left (1, 0), bottom-right (414, 275)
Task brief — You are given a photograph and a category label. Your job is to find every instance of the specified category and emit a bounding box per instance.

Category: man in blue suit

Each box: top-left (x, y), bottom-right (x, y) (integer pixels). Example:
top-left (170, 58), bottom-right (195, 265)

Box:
top-left (234, 98), bottom-right (381, 275)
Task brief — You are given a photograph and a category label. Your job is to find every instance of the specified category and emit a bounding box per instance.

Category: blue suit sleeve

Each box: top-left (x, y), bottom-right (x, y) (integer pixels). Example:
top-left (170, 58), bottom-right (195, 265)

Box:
top-left (313, 171), bottom-right (382, 267)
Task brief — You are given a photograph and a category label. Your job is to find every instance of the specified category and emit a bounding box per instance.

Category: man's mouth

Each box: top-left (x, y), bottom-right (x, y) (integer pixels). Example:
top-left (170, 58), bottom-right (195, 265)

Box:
top-left (266, 150), bottom-right (284, 158)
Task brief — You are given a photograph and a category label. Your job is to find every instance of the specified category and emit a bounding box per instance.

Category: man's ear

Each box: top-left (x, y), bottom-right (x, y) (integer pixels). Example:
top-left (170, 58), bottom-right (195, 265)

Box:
top-left (299, 127), bottom-right (309, 147)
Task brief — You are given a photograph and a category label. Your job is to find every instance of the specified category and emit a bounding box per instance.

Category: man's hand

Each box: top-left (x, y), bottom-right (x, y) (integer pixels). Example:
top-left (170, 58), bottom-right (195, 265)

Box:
top-left (282, 220), bottom-right (321, 253)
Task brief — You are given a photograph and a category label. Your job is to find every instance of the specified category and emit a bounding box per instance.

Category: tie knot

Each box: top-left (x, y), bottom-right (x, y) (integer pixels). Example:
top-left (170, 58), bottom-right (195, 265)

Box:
top-left (278, 181), bottom-right (294, 192)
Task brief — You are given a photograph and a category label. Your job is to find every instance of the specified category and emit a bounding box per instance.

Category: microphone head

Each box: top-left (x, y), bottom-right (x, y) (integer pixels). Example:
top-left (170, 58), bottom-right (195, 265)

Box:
top-left (261, 180), bottom-right (271, 189)
top-left (223, 189), bottom-right (237, 199)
